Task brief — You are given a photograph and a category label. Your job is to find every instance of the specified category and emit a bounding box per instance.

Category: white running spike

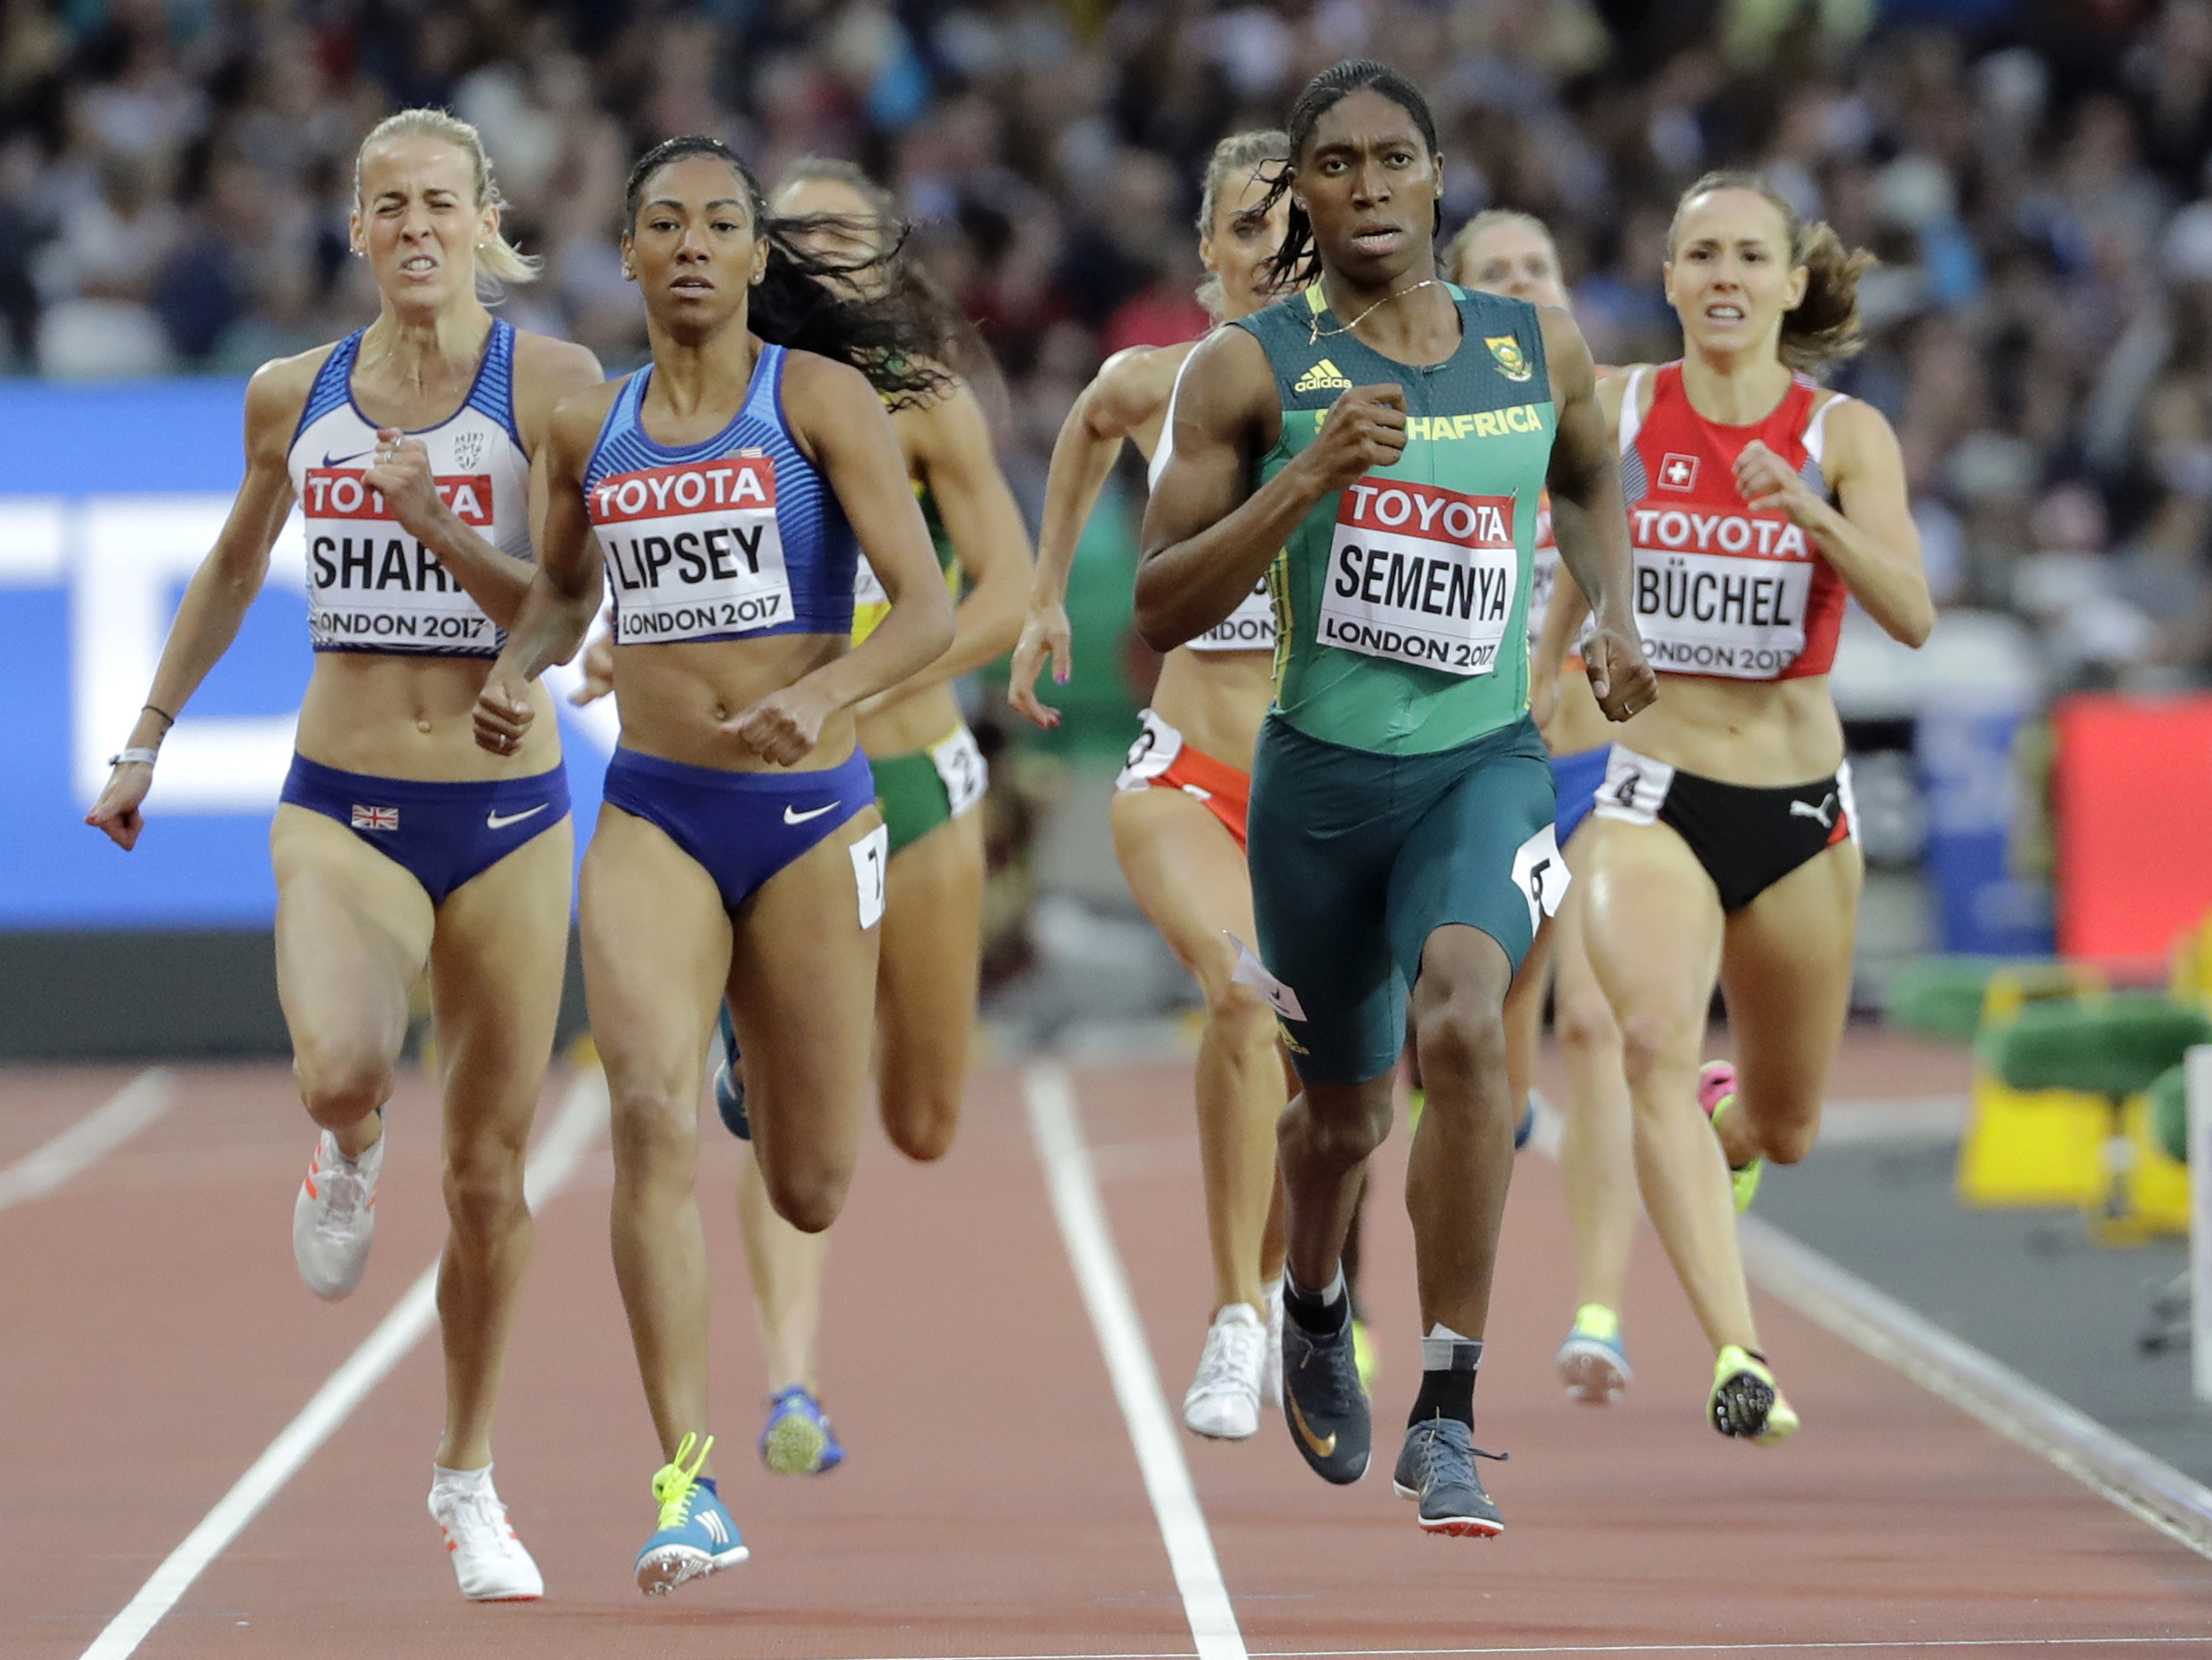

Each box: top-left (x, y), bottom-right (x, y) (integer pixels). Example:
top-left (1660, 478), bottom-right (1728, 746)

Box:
top-left (292, 1125), bottom-right (384, 1301)
top-left (1183, 1303), bottom-right (1267, 1439)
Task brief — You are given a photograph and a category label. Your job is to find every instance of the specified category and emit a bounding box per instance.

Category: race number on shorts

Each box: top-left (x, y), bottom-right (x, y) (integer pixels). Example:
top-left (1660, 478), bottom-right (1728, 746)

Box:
top-left (1225, 932), bottom-right (1305, 1021)
top-left (1511, 823), bottom-right (1569, 932)
top-left (1114, 708), bottom-right (1183, 792)
top-left (928, 725), bottom-right (988, 818)
top-left (850, 822), bottom-right (888, 929)
top-left (1316, 477), bottom-right (1519, 676)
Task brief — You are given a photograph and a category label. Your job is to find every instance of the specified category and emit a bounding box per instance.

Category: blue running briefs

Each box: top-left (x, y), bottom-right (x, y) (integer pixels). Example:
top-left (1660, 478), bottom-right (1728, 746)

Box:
top-left (1552, 743), bottom-right (1608, 849)
top-left (601, 745), bottom-right (876, 912)
top-left (280, 754), bottom-right (569, 905)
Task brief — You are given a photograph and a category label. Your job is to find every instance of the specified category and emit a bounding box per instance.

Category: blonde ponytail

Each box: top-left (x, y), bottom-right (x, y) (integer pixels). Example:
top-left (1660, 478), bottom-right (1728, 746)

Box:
top-left (354, 108), bottom-right (541, 297)
top-left (1668, 170), bottom-right (1873, 370)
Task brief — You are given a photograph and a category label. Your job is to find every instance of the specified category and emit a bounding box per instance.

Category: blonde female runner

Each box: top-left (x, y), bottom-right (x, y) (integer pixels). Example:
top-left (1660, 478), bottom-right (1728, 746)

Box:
top-left (87, 109), bottom-right (602, 1599)
top-left (1008, 130), bottom-right (1295, 1440)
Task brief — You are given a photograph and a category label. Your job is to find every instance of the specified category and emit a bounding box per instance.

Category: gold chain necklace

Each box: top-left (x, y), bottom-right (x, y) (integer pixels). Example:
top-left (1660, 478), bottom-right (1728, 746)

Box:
top-left (1307, 278), bottom-right (1443, 345)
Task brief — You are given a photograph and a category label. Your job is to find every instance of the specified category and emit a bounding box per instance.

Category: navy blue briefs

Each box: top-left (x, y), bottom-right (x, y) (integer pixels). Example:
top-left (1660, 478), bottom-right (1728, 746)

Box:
top-left (280, 754), bottom-right (571, 906)
top-left (601, 745), bottom-right (877, 912)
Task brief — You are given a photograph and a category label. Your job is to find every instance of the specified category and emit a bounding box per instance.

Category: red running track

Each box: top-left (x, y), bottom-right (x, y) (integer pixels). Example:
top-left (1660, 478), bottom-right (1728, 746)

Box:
top-left (4, 1048), bottom-right (2209, 1659)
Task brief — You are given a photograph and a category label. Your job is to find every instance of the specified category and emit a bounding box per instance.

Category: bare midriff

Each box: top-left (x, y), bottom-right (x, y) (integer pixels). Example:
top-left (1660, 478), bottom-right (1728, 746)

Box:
top-left (1607, 672), bottom-right (1844, 786)
top-left (1150, 646), bottom-right (1273, 774)
top-left (611, 632), bottom-right (859, 772)
top-left (297, 654), bottom-right (563, 780)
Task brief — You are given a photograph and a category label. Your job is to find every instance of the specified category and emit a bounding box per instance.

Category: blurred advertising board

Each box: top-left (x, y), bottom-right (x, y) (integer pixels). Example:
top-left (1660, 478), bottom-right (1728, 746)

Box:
top-left (2053, 692), bottom-right (2212, 970)
top-left (0, 378), bottom-right (613, 928)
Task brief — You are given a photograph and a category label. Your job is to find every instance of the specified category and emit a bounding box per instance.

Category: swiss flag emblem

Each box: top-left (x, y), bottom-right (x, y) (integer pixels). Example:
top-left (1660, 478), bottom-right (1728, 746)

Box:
top-left (1657, 453), bottom-right (1699, 491)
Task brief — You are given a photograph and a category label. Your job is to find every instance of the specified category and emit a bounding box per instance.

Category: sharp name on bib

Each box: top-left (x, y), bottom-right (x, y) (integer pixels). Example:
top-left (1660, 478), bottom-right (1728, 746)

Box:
top-left (1318, 477), bottom-right (1517, 677)
top-left (593, 455), bottom-right (793, 645)
top-left (303, 467), bottom-right (499, 650)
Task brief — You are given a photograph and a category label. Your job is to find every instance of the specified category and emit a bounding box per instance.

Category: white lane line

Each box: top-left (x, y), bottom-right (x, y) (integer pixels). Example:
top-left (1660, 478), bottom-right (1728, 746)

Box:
top-left (80, 1067), bottom-right (610, 1660)
top-left (841, 1639), bottom-right (2212, 1660)
top-left (1740, 1214), bottom-right (2212, 1560)
top-left (0, 1068), bottom-right (172, 1211)
top-left (1023, 1062), bottom-right (1247, 1660)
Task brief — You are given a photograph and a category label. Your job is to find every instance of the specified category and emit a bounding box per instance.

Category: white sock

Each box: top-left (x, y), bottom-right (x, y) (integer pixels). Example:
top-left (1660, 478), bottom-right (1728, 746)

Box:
top-left (1421, 1323), bottom-right (1481, 1371)
top-left (432, 1462), bottom-right (494, 1494)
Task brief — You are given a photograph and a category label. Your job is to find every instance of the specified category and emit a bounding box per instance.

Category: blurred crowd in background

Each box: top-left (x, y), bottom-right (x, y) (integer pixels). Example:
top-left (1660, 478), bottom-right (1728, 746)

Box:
top-left (4, 0), bottom-right (2212, 697)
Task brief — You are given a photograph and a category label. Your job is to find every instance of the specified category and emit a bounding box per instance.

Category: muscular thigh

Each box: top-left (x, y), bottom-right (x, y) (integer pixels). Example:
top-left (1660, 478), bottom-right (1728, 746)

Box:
top-left (876, 809), bottom-right (985, 1085)
top-left (1110, 784), bottom-right (1256, 992)
top-left (1573, 816), bottom-right (1723, 1033)
top-left (428, 815), bottom-right (575, 1136)
top-left (1721, 838), bottom-right (1862, 1134)
top-left (271, 804), bottom-right (436, 1067)
top-left (580, 805), bottom-right (731, 1126)
top-left (728, 808), bottom-right (886, 1186)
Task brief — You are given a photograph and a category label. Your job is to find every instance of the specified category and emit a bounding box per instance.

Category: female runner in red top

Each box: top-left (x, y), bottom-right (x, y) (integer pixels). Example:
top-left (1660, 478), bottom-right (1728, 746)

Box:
top-left (1559, 173), bottom-right (1931, 1444)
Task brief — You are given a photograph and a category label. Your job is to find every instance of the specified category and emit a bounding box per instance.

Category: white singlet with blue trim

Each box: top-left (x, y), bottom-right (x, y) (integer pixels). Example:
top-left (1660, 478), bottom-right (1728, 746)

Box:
top-left (1149, 344), bottom-right (1275, 653)
top-left (286, 318), bottom-right (530, 659)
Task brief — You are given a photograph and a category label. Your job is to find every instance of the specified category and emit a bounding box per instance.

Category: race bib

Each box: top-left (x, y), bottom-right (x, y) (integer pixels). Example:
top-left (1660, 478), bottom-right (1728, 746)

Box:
top-left (1511, 822), bottom-right (1569, 931)
top-left (1317, 478), bottom-right (1518, 677)
top-left (850, 821), bottom-right (888, 929)
top-left (1114, 708), bottom-right (1183, 792)
top-left (302, 469), bottom-right (501, 653)
top-left (1590, 745), bottom-right (1674, 828)
top-left (1628, 507), bottom-right (1813, 678)
top-left (591, 456), bottom-right (794, 645)
top-left (1188, 576), bottom-right (1277, 652)
top-left (928, 724), bottom-right (988, 818)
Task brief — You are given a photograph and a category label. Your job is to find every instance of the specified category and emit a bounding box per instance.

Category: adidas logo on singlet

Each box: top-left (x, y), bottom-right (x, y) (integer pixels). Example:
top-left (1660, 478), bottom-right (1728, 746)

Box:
top-left (1294, 359), bottom-right (1353, 394)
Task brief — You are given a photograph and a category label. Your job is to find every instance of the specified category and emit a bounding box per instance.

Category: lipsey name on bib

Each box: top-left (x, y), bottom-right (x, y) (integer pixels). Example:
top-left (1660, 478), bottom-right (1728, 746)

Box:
top-left (303, 468), bottom-right (499, 651)
top-left (591, 456), bottom-right (793, 645)
top-left (1318, 477), bottom-right (1518, 677)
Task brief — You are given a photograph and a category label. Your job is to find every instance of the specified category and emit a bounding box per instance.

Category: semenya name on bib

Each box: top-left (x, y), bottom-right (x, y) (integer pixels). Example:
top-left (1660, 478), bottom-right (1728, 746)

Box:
top-left (583, 343), bottom-right (858, 648)
top-left (1618, 362), bottom-right (1849, 681)
top-left (1319, 478), bottom-right (1515, 676)
top-left (288, 318), bottom-right (529, 657)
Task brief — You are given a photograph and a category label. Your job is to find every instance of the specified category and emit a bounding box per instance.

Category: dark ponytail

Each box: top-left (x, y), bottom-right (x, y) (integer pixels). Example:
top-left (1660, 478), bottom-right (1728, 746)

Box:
top-left (1258, 60), bottom-right (1442, 293)
top-left (1668, 170), bottom-right (1874, 371)
top-left (623, 136), bottom-right (951, 408)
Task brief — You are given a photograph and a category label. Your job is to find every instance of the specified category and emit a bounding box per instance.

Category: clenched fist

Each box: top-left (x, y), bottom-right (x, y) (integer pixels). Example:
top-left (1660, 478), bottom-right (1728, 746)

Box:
top-left (1296, 383), bottom-right (1409, 495)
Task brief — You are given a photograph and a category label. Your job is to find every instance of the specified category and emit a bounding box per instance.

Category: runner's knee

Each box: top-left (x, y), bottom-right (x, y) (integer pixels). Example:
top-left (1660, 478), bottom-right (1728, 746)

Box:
top-left (1413, 1004), bottom-right (1507, 1097)
top-left (1552, 973), bottom-right (1619, 1058)
top-left (760, 1156), bottom-right (849, 1235)
top-left (441, 1121), bottom-right (529, 1234)
top-left (1748, 1102), bottom-right (1819, 1165)
top-left (295, 1043), bottom-right (392, 1132)
top-left (1201, 974), bottom-right (1277, 1048)
top-left (606, 1083), bottom-right (699, 1186)
top-left (1283, 1088), bottom-right (1392, 1166)
top-left (880, 1083), bottom-right (961, 1163)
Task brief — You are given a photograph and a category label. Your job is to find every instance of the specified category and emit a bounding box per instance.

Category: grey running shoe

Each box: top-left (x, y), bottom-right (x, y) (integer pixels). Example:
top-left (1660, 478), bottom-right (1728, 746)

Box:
top-left (1279, 1308), bottom-right (1371, 1485)
top-left (1391, 1418), bottom-right (1506, 1538)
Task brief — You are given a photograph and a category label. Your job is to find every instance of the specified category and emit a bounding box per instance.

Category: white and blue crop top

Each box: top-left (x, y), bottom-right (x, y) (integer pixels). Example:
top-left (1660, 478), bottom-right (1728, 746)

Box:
top-left (583, 344), bottom-right (859, 646)
top-left (287, 318), bottom-right (529, 658)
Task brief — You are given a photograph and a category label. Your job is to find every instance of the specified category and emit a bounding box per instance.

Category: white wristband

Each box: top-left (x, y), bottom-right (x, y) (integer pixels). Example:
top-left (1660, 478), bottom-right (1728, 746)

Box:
top-left (109, 747), bottom-right (159, 767)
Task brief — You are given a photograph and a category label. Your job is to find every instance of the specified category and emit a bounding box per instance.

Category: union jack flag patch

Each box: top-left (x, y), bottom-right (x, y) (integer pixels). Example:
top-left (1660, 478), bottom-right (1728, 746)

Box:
top-left (351, 804), bottom-right (400, 831)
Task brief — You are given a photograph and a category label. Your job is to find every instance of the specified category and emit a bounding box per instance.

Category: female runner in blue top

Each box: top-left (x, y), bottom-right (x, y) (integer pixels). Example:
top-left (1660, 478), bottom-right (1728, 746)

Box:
top-left (469, 134), bottom-right (954, 1598)
top-left (87, 109), bottom-right (602, 1603)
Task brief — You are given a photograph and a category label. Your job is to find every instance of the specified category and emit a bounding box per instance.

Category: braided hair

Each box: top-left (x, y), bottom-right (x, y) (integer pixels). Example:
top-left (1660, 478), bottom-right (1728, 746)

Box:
top-left (623, 136), bottom-right (950, 408)
top-left (1258, 61), bottom-right (1442, 293)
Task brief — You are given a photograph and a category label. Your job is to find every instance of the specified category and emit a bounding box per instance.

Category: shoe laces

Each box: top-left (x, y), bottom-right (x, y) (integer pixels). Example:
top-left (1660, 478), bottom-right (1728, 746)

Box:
top-left (1410, 1417), bottom-right (1509, 1483)
top-left (1291, 1319), bottom-right (1366, 1416)
top-left (650, 1432), bottom-right (715, 1531)
top-left (440, 1485), bottom-right (519, 1553)
top-left (1191, 1311), bottom-right (1266, 1401)
top-left (309, 1144), bottom-right (372, 1232)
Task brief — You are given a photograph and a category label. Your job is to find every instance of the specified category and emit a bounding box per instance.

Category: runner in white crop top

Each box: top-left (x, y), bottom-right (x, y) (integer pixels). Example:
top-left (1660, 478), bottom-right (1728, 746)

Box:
top-left (86, 109), bottom-right (604, 1602)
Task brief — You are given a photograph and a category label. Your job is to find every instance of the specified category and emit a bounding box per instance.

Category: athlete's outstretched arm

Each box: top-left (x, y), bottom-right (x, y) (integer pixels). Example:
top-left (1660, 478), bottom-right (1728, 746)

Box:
top-left (363, 337), bottom-right (605, 631)
top-left (731, 355), bottom-right (954, 764)
top-left (1540, 309), bottom-right (1656, 723)
top-left (1010, 345), bottom-right (1175, 726)
top-left (472, 392), bottom-right (609, 753)
top-left (1736, 401), bottom-right (1931, 648)
top-left (1136, 327), bottom-right (1405, 650)
top-left (86, 356), bottom-right (310, 849)
top-left (879, 375), bottom-right (1031, 700)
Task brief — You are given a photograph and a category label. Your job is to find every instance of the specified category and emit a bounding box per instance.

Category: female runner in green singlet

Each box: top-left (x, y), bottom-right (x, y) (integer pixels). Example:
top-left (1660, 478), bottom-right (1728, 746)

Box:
top-left (1137, 60), bottom-right (1655, 1536)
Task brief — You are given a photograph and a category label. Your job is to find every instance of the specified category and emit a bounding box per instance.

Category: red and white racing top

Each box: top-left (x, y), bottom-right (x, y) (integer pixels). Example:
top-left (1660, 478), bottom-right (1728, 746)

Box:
top-left (1619, 362), bottom-right (1848, 681)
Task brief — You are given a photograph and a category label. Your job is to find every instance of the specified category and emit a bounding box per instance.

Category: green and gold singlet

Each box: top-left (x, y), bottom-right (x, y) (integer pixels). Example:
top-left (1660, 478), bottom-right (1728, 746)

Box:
top-left (1235, 282), bottom-right (1556, 756)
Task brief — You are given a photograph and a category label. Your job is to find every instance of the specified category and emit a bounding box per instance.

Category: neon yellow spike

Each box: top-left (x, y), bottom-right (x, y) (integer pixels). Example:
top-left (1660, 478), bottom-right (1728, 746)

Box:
top-left (650, 1432), bottom-right (716, 1531)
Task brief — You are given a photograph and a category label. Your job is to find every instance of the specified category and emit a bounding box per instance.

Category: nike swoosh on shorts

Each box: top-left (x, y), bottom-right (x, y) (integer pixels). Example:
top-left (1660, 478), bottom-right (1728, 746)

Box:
top-left (783, 802), bottom-right (837, 825)
top-left (486, 804), bottom-right (551, 830)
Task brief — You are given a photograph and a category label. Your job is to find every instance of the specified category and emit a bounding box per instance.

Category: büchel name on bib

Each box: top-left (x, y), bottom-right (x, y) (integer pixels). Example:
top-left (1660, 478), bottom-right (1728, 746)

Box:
top-left (1629, 505), bottom-right (1812, 678)
top-left (592, 455), bottom-right (794, 646)
top-left (303, 467), bottom-right (501, 652)
top-left (1318, 477), bottom-right (1518, 677)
